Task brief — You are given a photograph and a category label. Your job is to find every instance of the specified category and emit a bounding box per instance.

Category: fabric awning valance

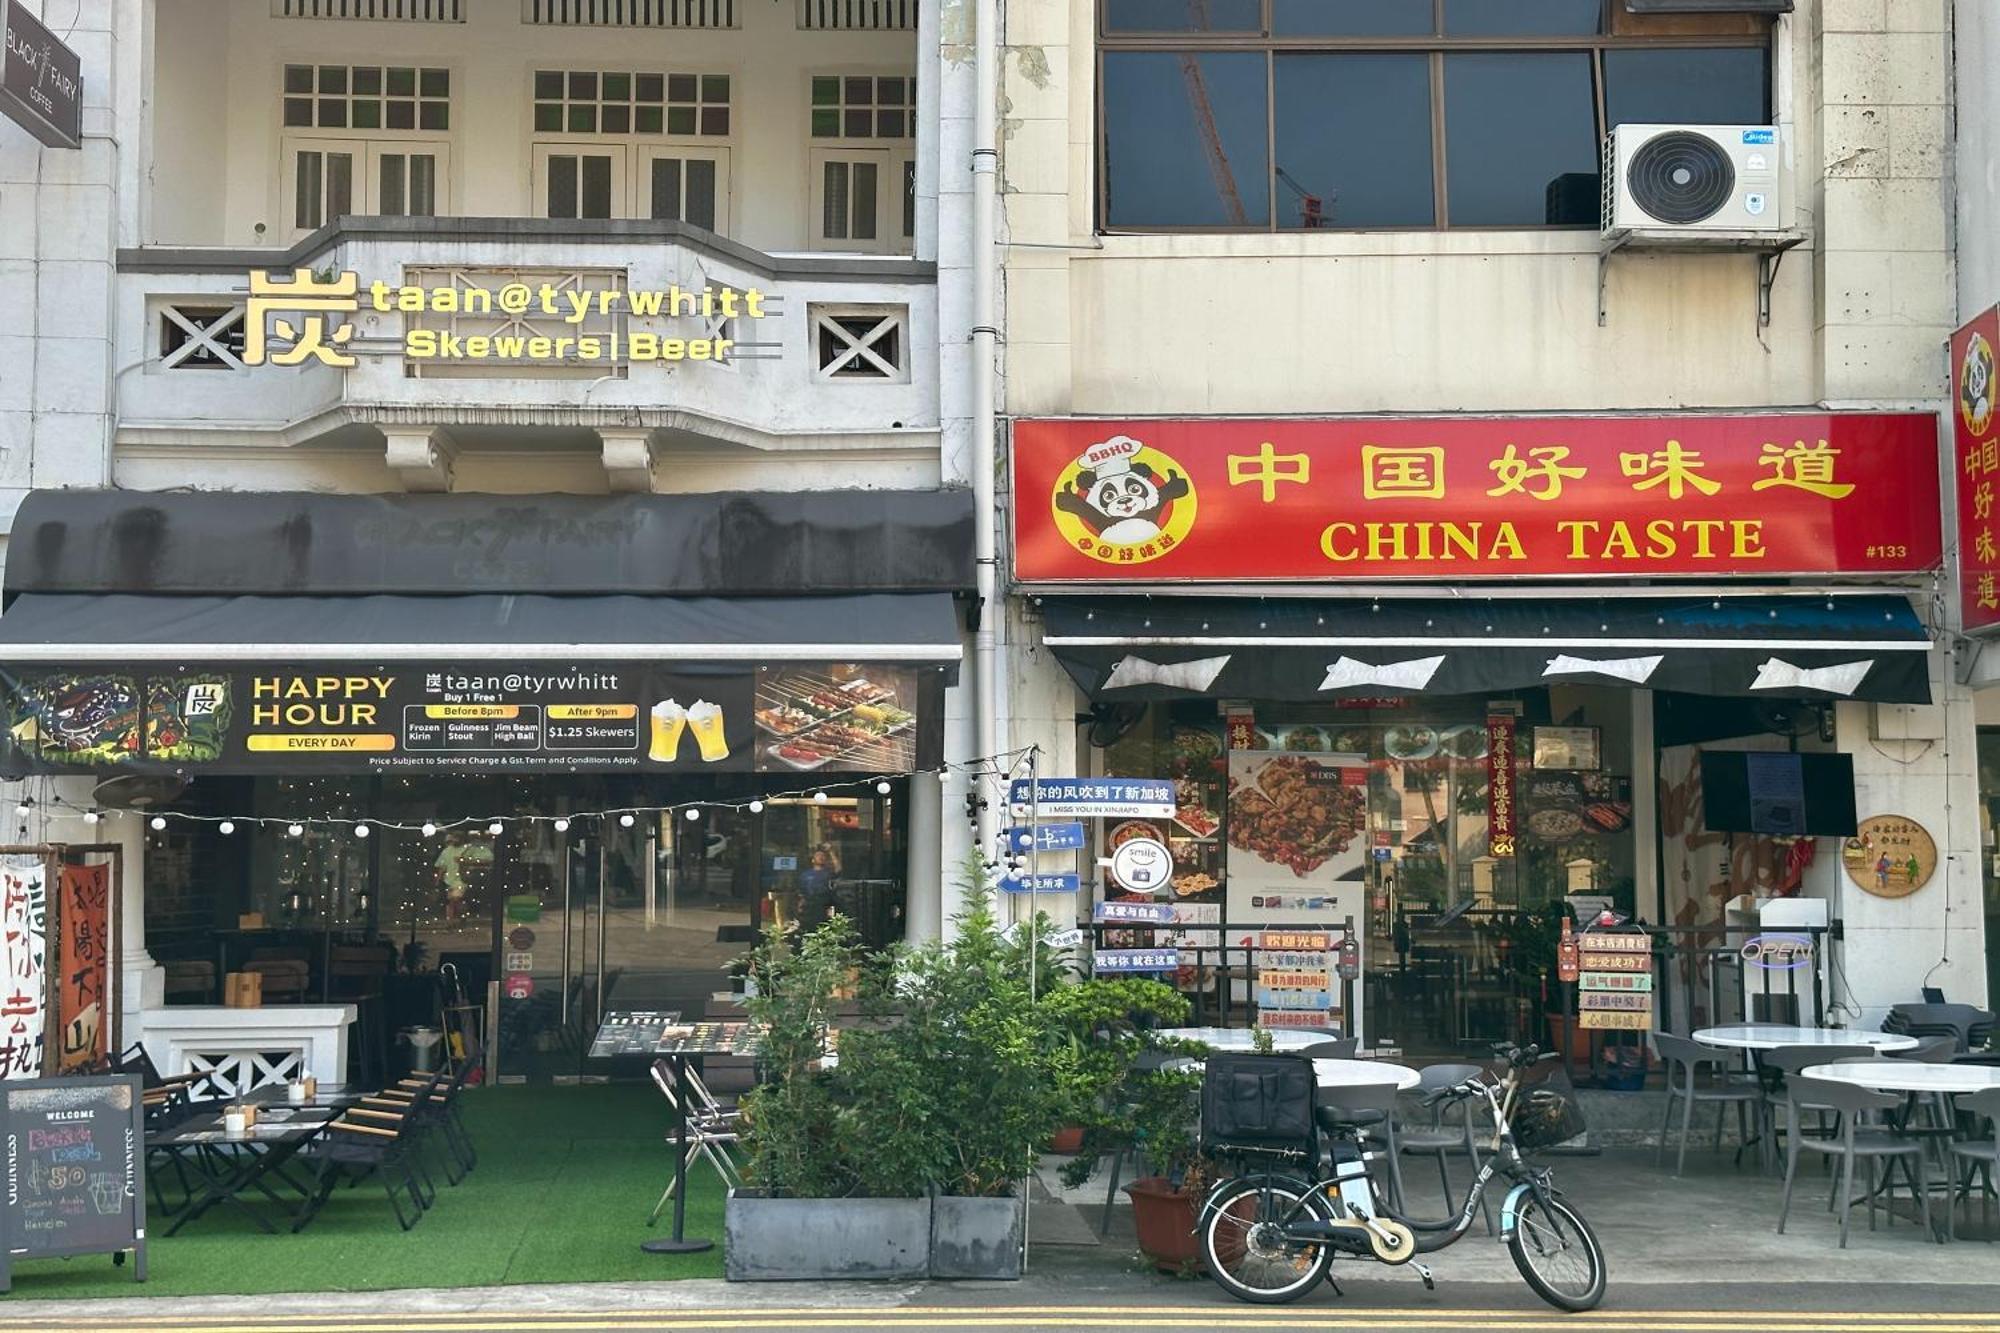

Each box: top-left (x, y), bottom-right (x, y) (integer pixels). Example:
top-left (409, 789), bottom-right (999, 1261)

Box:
top-left (1040, 595), bottom-right (1932, 704)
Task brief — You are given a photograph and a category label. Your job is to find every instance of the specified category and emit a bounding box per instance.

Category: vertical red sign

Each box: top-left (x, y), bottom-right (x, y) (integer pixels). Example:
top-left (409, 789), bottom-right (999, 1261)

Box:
top-left (1487, 715), bottom-right (1517, 859)
top-left (1225, 704), bottom-right (1258, 751)
top-left (57, 863), bottom-right (109, 1072)
top-left (1954, 307), bottom-right (2000, 633)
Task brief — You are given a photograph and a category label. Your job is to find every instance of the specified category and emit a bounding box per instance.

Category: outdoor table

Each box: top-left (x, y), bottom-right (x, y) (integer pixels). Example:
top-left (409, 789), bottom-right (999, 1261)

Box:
top-left (1693, 1024), bottom-right (1920, 1053)
top-left (1798, 1062), bottom-right (2000, 1242)
top-left (147, 1104), bottom-right (343, 1236)
top-left (1154, 1028), bottom-right (1420, 1092)
top-left (641, 1022), bottom-right (763, 1257)
top-left (1311, 1057), bottom-right (1422, 1092)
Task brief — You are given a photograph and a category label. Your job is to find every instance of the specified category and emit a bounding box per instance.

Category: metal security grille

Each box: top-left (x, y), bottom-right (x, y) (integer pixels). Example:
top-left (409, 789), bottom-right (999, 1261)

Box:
top-left (524, 0), bottom-right (738, 27)
top-left (273, 0), bottom-right (464, 19)
top-left (797, 0), bottom-right (915, 30)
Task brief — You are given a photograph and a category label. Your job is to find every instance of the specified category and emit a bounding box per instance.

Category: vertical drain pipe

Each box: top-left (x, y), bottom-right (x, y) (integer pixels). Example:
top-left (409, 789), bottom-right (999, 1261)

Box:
top-left (971, 0), bottom-right (1002, 856)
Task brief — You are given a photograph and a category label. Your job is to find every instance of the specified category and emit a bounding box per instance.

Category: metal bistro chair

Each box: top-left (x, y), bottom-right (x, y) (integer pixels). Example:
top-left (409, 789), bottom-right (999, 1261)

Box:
top-left (1300, 1038), bottom-right (1359, 1060)
top-left (1948, 1086), bottom-right (2000, 1241)
top-left (1777, 1075), bottom-right (1931, 1249)
top-left (1652, 1032), bottom-right (1761, 1177)
top-left (1398, 1063), bottom-right (1493, 1232)
top-left (646, 1057), bottom-right (743, 1223)
top-left (1758, 1045), bottom-right (1857, 1169)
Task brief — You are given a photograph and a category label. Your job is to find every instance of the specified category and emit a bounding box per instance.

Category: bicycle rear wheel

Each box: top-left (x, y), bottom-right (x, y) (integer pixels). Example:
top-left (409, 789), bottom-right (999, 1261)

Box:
top-left (1508, 1193), bottom-right (1606, 1312)
top-left (1199, 1177), bottom-right (1333, 1304)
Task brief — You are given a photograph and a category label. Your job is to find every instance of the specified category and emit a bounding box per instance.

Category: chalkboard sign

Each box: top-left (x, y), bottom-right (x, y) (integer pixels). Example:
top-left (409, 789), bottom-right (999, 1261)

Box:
top-left (2, 1075), bottom-right (147, 1291)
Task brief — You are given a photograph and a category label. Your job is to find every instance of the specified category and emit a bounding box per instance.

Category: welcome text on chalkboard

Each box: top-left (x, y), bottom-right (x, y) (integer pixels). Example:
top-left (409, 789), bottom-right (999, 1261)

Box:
top-left (2, 1074), bottom-right (147, 1292)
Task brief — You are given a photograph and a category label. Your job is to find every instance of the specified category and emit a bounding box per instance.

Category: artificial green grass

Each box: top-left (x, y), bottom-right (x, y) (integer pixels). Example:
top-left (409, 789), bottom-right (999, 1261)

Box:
top-left (2, 1084), bottom-right (727, 1301)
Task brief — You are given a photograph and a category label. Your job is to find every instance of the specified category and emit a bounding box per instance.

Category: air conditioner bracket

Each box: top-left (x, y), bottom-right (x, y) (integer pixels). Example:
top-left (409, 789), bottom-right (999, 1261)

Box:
top-left (1596, 228), bottom-right (1807, 329)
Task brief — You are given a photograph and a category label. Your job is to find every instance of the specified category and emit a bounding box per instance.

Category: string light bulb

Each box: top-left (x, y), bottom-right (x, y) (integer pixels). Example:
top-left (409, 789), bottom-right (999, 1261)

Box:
top-left (218, 820), bottom-right (235, 835)
top-left (354, 823), bottom-right (370, 838)
top-left (618, 812), bottom-right (635, 828)
top-left (875, 780), bottom-right (892, 795)
top-left (83, 809), bottom-right (101, 825)
top-left (553, 817), bottom-right (570, 833)
top-left (748, 800), bottom-right (764, 814)
top-left (150, 815), bottom-right (166, 831)
top-left (487, 821), bottom-right (504, 836)
top-left (13, 798), bottom-right (28, 818)
top-left (288, 823), bottom-right (304, 837)
top-left (813, 791), bottom-right (829, 803)
top-left (684, 807), bottom-right (700, 821)
top-left (421, 822), bottom-right (437, 838)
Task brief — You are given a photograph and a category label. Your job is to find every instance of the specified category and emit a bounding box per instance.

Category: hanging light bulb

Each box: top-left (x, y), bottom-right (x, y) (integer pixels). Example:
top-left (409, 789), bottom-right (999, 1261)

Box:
top-left (488, 821), bottom-right (504, 836)
top-left (218, 819), bottom-right (235, 835)
top-left (553, 817), bottom-right (570, 833)
top-left (684, 807), bottom-right (700, 821)
top-left (288, 823), bottom-right (304, 837)
top-left (354, 823), bottom-right (371, 838)
top-left (747, 800), bottom-right (764, 814)
top-left (619, 812), bottom-right (635, 828)
top-left (149, 815), bottom-right (167, 831)
top-left (875, 780), bottom-right (892, 796)
top-left (421, 822), bottom-right (437, 838)
top-left (13, 797), bottom-right (28, 818)
top-left (83, 809), bottom-right (101, 825)
top-left (813, 790), bottom-right (829, 803)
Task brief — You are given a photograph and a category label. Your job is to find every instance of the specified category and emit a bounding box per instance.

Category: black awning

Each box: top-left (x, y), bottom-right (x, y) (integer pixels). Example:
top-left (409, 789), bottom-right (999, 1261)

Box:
top-left (3, 488), bottom-right (975, 599)
top-left (1040, 595), bottom-right (1932, 704)
top-left (0, 592), bottom-right (963, 664)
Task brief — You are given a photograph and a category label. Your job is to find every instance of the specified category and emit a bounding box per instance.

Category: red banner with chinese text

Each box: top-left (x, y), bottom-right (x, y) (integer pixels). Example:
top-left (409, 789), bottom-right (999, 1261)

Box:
top-left (1011, 414), bottom-right (1941, 582)
top-left (1487, 716), bottom-right (1516, 859)
top-left (56, 863), bottom-right (109, 1072)
top-left (1952, 308), bottom-right (2000, 633)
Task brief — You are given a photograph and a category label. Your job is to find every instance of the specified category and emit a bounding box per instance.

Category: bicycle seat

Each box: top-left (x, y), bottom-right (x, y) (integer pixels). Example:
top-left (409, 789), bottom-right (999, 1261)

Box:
top-left (1315, 1104), bottom-right (1387, 1131)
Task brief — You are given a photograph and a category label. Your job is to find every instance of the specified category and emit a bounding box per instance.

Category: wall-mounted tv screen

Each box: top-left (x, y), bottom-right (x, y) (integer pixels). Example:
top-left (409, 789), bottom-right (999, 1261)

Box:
top-left (1700, 751), bottom-right (1858, 837)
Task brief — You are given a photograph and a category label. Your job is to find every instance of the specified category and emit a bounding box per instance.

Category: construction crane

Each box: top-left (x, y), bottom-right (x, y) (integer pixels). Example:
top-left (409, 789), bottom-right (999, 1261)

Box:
top-left (1275, 166), bottom-right (1328, 229)
top-left (1176, 0), bottom-right (1247, 225)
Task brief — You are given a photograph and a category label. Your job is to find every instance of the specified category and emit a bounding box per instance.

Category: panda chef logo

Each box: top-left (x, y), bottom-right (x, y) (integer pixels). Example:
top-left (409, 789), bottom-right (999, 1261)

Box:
top-left (1050, 434), bottom-right (1197, 565)
top-left (1962, 332), bottom-right (1995, 438)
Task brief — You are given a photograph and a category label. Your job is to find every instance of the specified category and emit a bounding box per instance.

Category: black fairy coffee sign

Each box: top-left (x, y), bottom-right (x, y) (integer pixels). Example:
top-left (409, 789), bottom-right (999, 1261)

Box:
top-left (1, 2), bottom-right (82, 150)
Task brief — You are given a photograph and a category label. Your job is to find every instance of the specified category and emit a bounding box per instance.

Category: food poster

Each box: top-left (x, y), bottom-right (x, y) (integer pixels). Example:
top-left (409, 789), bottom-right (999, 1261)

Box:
top-left (1520, 771), bottom-right (1634, 846)
top-left (55, 864), bottom-right (110, 1073)
top-left (0, 662), bottom-right (943, 776)
top-left (1, 862), bottom-right (49, 1080)
top-left (754, 666), bottom-right (922, 773)
top-left (1225, 752), bottom-right (1369, 927)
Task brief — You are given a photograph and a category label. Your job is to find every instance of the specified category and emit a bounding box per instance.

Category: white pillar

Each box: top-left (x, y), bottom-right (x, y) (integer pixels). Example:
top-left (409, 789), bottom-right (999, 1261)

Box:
top-left (1631, 688), bottom-right (1660, 920)
top-left (906, 769), bottom-right (943, 944)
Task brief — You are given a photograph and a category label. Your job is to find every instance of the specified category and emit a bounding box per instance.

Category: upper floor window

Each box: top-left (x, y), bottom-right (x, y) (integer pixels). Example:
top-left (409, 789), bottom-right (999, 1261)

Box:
top-left (1097, 0), bottom-right (1770, 232)
top-left (533, 70), bottom-right (732, 136)
top-left (283, 64), bottom-right (450, 132)
top-left (810, 75), bottom-right (914, 140)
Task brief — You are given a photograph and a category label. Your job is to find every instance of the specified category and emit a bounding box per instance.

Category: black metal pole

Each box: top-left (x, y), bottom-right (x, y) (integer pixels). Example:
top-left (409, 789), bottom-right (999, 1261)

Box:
top-left (641, 1053), bottom-right (713, 1254)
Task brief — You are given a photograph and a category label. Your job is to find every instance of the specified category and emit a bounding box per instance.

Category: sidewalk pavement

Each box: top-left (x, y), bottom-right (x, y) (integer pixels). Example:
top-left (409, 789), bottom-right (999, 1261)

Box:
top-left (1, 1146), bottom-right (1992, 1325)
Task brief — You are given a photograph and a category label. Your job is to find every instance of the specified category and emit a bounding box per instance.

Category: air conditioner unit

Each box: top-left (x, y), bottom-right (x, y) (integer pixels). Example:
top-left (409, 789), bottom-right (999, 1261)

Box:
top-left (1602, 124), bottom-right (1783, 235)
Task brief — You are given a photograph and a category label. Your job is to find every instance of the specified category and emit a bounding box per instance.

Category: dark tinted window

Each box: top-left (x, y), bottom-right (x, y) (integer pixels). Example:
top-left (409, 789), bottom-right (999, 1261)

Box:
top-left (1273, 55), bottom-right (1434, 228)
top-left (1103, 51), bottom-right (1271, 227)
top-left (1273, 0), bottom-right (1433, 36)
top-left (1443, 0), bottom-right (1600, 35)
top-left (1443, 53), bottom-right (1597, 226)
top-left (1104, 0), bottom-right (1259, 32)
top-left (1604, 47), bottom-right (1770, 128)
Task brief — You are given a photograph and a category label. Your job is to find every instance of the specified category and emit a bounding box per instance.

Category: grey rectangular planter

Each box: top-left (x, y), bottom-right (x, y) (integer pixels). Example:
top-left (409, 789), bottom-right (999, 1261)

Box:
top-left (929, 1191), bottom-right (1023, 1280)
top-left (724, 1190), bottom-right (931, 1281)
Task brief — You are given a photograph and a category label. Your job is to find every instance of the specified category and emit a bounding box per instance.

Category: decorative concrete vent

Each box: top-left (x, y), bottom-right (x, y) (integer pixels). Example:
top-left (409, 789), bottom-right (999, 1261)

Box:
top-left (524, 0), bottom-right (739, 27)
top-left (797, 0), bottom-right (916, 31)
top-left (273, 0), bottom-right (465, 19)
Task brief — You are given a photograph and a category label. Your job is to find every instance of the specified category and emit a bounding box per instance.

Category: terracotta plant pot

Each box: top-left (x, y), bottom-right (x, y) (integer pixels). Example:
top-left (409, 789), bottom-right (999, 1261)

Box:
top-left (1123, 1176), bottom-right (1198, 1272)
top-left (1049, 1126), bottom-right (1085, 1154)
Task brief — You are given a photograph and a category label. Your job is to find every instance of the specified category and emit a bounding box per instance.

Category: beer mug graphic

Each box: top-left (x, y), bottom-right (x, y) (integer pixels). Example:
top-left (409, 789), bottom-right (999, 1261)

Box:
top-left (649, 700), bottom-right (687, 762)
top-left (687, 699), bottom-right (729, 763)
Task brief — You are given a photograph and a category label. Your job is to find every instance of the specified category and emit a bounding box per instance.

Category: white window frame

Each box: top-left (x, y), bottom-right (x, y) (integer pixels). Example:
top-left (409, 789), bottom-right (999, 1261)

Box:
top-left (531, 142), bottom-right (632, 221)
top-left (810, 302), bottom-right (909, 383)
top-left (808, 145), bottom-right (915, 254)
top-left (276, 59), bottom-right (455, 237)
top-left (635, 144), bottom-right (732, 232)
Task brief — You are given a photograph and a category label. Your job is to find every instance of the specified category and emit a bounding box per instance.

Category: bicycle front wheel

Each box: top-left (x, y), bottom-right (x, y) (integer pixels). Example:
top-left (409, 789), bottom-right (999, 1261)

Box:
top-left (1199, 1177), bottom-right (1333, 1304)
top-left (1508, 1193), bottom-right (1606, 1312)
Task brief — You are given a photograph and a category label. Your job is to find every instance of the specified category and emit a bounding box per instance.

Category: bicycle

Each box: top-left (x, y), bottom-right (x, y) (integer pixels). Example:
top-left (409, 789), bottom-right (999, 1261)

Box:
top-left (1195, 1044), bottom-right (1607, 1312)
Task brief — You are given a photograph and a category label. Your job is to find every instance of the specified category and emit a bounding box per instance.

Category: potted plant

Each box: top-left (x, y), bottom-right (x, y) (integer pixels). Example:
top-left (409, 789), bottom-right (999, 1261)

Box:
top-left (725, 915), bottom-right (935, 1281)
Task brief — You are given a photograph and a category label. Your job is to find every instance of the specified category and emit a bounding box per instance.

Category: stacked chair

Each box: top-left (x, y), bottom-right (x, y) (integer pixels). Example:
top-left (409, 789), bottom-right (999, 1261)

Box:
top-left (370, 1043), bottom-right (484, 1185)
top-left (646, 1057), bottom-right (743, 1223)
top-left (292, 1066), bottom-right (451, 1231)
top-left (1883, 1003), bottom-right (1996, 1055)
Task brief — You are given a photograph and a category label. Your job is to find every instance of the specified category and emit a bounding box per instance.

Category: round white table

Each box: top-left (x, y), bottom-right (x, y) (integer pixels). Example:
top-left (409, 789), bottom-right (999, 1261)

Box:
top-left (1802, 1061), bottom-right (2000, 1094)
top-left (1693, 1024), bottom-right (1920, 1053)
top-left (1312, 1057), bottom-right (1422, 1092)
top-left (1154, 1029), bottom-right (1420, 1091)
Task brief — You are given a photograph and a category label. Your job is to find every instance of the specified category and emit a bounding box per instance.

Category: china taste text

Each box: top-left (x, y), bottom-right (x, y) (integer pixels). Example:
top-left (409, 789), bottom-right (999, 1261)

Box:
top-left (1318, 518), bottom-right (1767, 564)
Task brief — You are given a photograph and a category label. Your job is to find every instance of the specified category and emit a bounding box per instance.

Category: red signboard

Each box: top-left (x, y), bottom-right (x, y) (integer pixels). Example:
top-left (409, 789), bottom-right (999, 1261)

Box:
top-left (1011, 415), bottom-right (1941, 582)
top-left (56, 864), bottom-right (109, 1072)
top-left (1487, 715), bottom-right (1517, 859)
top-left (1953, 307), bottom-right (2000, 633)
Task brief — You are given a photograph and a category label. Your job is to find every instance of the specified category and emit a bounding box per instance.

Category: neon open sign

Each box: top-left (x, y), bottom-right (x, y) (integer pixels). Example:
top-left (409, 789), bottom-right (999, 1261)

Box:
top-left (1740, 933), bottom-right (1814, 971)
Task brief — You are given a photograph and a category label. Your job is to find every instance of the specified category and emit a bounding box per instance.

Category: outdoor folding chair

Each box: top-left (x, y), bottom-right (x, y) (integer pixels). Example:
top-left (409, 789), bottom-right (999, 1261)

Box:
top-left (1777, 1075), bottom-right (1930, 1249)
top-left (647, 1058), bottom-right (742, 1223)
top-left (376, 1042), bottom-right (483, 1184)
top-left (352, 1067), bottom-right (450, 1207)
top-left (1653, 1032), bottom-right (1760, 1177)
top-left (295, 1070), bottom-right (449, 1232)
top-left (1948, 1086), bottom-right (2000, 1241)
top-left (1399, 1063), bottom-right (1493, 1231)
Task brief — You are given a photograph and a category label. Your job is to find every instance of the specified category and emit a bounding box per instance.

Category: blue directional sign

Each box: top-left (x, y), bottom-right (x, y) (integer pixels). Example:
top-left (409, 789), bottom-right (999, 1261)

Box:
top-left (1094, 948), bottom-right (1180, 973)
top-left (1093, 900), bottom-right (1177, 925)
top-left (1006, 822), bottom-right (1086, 853)
top-left (1000, 872), bottom-right (1082, 895)
top-left (1008, 778), bottom-right (1176, 819)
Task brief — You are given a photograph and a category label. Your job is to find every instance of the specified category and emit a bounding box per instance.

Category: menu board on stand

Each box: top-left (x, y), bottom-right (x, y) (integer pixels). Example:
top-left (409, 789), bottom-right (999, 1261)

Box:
top-left (2, 1074), bottom-right (146, 1292)
top-left (1006, 778), bottom-right (1178, 977)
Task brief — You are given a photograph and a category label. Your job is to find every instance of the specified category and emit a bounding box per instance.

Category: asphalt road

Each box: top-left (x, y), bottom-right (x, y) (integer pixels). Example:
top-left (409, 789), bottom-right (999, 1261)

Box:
top-left (8, 1283), bottom-right (2000, 1333)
